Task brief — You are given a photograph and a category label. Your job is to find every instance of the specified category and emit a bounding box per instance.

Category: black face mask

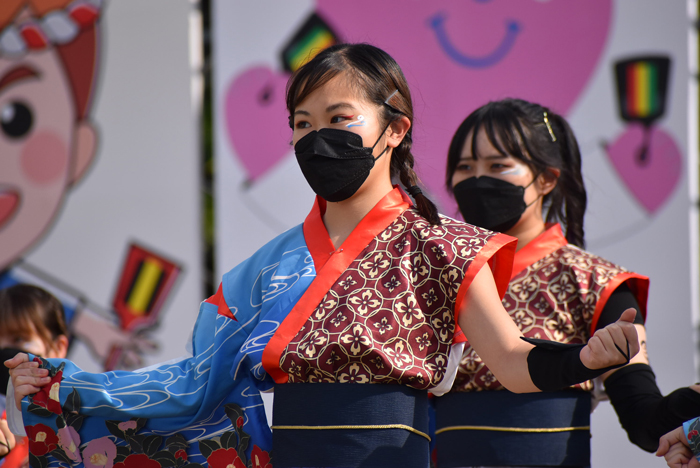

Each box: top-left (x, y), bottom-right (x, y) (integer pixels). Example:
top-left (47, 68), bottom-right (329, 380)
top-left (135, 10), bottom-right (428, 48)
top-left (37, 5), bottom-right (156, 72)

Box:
top-left (453, 175), bottom-right (537, 232)
top-left (294, 127), bottom-right (389, 202)
top-left (0, 347), bottom-right (24, 396)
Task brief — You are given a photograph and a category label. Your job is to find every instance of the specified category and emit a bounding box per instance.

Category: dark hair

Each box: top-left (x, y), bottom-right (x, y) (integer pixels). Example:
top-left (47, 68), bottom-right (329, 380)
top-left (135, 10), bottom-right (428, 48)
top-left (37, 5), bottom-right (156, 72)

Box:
top-left (0, 284), bottom-right (68, 353)
top-left (286, 43), bottom-right (441, 225)
top-left (445, 98), bottom-right (587, 248)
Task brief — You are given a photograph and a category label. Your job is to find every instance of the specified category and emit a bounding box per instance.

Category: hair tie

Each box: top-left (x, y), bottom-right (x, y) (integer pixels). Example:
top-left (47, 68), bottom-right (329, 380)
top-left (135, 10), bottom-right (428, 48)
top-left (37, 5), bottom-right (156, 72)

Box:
top-left (407, 185), bottom-right (422, 198)
top-left (383, 89), bottom-right (402, 115)
top-left (543, 112), bottom-right (557, 142)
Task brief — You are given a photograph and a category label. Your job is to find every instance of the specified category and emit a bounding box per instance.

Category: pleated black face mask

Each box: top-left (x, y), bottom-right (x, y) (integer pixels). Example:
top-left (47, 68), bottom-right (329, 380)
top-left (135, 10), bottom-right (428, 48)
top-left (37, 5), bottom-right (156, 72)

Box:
top-left (294, 127), bottom-right (389, 202)
top-left (453, 175), bottom-right (537, 232)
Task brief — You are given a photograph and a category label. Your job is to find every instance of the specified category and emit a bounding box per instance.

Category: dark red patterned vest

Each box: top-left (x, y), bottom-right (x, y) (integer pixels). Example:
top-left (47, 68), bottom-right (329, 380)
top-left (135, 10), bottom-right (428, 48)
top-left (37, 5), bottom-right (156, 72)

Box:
top-left (452, 223), bottom-right (648, 392)
top-left (278, 206), bottom-right (514, 391)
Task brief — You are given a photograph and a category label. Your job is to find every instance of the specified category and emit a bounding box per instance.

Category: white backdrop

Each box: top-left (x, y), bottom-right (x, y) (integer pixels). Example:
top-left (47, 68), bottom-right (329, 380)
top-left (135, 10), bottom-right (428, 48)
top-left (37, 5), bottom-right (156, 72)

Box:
top-left (213, 1), bottom-right (696, 466)
top-left (21, 0), bottom-right (202, 372)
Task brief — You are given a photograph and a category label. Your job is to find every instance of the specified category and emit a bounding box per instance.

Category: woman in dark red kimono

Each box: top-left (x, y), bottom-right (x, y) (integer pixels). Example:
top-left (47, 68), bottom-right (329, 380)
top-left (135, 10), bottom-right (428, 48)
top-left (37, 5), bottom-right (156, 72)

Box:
top-left (436, 98), bottom-right (700, 468)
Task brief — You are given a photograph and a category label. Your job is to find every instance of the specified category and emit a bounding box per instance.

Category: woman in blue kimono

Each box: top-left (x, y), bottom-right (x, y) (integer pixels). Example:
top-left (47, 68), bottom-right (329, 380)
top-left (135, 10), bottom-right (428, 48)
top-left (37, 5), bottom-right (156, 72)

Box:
top-left (5, 44), bottom-right (638, 468)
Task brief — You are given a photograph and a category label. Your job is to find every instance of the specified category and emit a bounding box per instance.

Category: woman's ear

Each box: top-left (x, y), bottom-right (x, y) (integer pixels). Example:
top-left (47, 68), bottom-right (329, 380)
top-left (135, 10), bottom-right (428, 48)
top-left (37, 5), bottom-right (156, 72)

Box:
top-left (538, 167), bottom-right (561, 196)
top-left (386, 116), bottom-right (411, 148)
top-left (49, 335), bottom-right (70, 359)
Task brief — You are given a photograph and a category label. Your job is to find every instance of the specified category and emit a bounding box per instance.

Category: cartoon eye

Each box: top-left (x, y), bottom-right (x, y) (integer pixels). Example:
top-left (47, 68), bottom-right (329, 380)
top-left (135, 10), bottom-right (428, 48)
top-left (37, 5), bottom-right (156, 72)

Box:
top-left (1, 101), bottom-right (33, 139)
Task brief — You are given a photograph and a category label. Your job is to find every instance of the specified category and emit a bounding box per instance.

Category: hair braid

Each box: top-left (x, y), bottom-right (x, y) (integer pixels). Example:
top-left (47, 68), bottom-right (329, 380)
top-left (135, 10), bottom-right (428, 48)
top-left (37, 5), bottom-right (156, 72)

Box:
top-left (389, 129), bottom-right (441, 225)
top-left (547, 113), bottom-right (586, 248)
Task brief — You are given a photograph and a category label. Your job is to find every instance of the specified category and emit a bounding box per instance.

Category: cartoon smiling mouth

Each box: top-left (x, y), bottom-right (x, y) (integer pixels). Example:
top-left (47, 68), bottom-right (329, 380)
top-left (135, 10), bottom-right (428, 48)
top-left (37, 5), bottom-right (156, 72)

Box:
top-left (0, 189), bottom-right (20, 230)
top-left (428, 11), bottom-right (520, 68)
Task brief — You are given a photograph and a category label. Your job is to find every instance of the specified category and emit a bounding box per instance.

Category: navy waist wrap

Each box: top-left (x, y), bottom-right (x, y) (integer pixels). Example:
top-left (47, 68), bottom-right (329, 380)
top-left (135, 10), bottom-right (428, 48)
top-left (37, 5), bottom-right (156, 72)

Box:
top-left (272, 383), bottom-right (429, 468)
top-left (434, 390), bottom-right (591, 467)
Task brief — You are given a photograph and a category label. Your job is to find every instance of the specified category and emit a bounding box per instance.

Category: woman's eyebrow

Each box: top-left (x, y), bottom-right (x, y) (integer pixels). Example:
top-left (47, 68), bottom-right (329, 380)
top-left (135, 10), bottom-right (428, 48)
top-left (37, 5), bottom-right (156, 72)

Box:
top-left (326, 102), bottom-right (355, 112)
top-left (460, 154), bottom-right (508, 161)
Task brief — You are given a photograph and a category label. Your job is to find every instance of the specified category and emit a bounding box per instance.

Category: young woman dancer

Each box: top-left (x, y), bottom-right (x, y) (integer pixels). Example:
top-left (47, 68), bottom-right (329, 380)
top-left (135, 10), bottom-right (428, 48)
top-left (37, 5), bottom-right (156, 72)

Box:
top-left (436, 98), bottom-right (700, 468)
top-left (0, 284), bottom-right (69, 468)
top-left (6, 47), bottom-right (637, 468)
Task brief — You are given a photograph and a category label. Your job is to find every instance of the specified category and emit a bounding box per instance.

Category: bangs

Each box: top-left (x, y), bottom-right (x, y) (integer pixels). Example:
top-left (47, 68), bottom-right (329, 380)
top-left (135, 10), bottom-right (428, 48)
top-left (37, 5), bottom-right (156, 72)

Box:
top-left (471, 106), bottom-right (532, 163)
top-left (286, 66), bottom-right (342, 113)
top-left (0, 306), bottom-right (40, 341)
top-left (286, 44), bottom-right (388, 116)
top-left (0, 287), bottom-right (58, 349)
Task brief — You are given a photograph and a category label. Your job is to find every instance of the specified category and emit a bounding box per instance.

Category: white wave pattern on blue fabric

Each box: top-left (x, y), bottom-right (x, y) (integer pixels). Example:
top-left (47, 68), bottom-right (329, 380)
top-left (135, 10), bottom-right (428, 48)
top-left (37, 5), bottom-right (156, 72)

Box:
top-left (21, 224), bottom-right (316, 466)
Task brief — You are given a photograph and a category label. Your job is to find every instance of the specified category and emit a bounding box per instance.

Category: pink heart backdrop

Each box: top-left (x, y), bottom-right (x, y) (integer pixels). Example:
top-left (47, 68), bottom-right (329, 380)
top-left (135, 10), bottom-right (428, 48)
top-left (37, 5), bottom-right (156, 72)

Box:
top-left (606, 125), bottom-right (681, 214)
top-left (224, 0), bottom-right (681, 215)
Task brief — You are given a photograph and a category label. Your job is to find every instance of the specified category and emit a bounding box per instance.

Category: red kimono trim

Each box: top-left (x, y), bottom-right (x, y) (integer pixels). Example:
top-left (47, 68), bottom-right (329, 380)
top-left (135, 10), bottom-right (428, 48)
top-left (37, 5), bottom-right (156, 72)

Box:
top-left (262, 188), bottom-right (411, 384)
top-left (263, 188), bottom-right (515, 390)
top-left (453, 223), bottom-right (649, 392)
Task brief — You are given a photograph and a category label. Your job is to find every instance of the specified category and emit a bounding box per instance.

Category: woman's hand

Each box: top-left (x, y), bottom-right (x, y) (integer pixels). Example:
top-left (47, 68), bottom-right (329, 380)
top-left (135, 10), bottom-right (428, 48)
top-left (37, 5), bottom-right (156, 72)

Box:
top-left (657, 425), bottom-right (700, 468)
top-left (4, 353), bottom-right (50, 411)
top-left (0, 418), bottom-right (16, 458)
top-left (580, 308), bottom-right (639, 370)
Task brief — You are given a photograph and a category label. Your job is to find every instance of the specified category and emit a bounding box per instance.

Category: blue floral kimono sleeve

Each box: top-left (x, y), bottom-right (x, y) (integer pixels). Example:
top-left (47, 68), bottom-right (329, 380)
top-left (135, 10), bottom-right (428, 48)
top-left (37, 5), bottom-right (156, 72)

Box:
top-left (683, 417), bottom-right (700, 463)
top-left (16, 225), bottom-right (315, 468)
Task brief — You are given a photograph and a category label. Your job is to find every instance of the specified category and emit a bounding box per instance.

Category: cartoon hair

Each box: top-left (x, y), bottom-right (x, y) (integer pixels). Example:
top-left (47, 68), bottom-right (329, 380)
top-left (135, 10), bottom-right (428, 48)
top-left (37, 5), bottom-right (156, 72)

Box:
top-left (446, 98), bottom-right (587, 247)
top-left (0, 0), bottom-right (101, 119)
top-left (0, 284), bottom-right (69, 355)
top-left (55, 23), bottom-right (99, 119)
top-left (285, 42), bottom-right (441, 225)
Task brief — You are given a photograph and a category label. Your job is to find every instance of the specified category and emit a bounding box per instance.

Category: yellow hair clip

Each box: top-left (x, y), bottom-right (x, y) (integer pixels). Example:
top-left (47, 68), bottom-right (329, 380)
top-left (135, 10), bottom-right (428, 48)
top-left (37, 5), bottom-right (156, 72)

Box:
top-left (543, 112), bottom-right (557, 142)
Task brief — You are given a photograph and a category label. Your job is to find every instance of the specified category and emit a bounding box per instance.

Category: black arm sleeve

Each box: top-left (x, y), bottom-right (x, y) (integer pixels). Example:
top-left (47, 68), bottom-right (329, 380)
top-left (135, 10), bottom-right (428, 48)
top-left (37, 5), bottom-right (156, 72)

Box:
top-left (604, 363), bottom-right (700, 452)
top-left (522, 337), bottom-right (629, 392)
top-left (594, 283), bottom-right (644, 331)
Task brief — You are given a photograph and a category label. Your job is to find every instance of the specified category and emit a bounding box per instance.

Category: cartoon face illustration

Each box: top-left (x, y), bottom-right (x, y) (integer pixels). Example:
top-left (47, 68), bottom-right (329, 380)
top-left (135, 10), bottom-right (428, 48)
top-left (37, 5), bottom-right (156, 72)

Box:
top-left (0, 4), bottom-right (98, 270)
top-left (224, 0), bottom-right (612, 212)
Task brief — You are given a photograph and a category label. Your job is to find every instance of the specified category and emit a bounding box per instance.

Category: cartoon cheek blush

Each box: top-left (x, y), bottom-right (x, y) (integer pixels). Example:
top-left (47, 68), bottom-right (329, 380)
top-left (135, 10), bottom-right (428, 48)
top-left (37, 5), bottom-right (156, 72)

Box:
top-left (0, 0), bottom-right (100, 270)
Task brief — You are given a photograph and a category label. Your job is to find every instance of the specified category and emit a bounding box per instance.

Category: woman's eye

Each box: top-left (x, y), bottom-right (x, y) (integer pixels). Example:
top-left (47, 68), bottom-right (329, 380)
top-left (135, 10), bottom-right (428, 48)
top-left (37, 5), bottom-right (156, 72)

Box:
top-left (330, 115), bottom-right (351, 124)
top-left (456, 163), bottom-right (472, 171)
top-left (294, 120), bottom-right (310, 130)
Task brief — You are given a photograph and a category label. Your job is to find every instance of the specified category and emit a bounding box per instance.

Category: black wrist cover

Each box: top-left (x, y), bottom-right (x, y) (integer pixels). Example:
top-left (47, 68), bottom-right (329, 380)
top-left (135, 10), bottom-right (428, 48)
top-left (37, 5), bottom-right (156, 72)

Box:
top-left (522, 336), bottom-right (629, 392)
top-left (604, 363), bottom-right (700, 452)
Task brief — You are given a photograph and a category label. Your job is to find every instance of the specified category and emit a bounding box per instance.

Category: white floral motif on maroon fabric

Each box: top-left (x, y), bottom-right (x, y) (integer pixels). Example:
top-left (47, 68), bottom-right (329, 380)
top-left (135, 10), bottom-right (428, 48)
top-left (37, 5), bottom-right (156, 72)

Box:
top-left (279, 209), bottom-right (499, 390)
top-left (453, 244), bottom-right (633, 392)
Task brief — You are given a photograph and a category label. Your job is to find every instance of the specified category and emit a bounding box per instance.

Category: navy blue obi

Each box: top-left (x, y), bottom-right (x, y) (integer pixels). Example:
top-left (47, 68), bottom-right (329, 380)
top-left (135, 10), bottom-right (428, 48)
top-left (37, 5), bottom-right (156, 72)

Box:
top-left (434, 390), bottom-right (591, 467)
top-left (272, 383), bottom-right (430, 467)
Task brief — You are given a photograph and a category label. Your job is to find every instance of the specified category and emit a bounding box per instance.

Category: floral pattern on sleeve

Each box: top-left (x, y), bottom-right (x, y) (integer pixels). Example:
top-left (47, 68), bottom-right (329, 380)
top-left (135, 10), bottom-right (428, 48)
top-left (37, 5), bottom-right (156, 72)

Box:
top-left (25, 358), bottom-right (272, 468)
top-left (684, 417), bottom-right (700, 462)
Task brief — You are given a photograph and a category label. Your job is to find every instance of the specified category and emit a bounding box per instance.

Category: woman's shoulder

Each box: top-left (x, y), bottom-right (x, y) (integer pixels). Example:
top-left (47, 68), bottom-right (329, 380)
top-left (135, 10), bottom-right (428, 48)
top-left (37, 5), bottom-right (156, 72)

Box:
top-left (402, 208), bottom-right (501, 242)
top-left (221, 223), bottom-right (307, 279)
top-left (547, 243), bottom-right (636, 280)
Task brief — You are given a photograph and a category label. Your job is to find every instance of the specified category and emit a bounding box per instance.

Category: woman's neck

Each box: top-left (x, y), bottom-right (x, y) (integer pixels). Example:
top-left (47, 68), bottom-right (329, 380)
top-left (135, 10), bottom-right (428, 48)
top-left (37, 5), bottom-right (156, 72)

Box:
top-left (506, 217), bottom-right (547, 251)
top-left (323, 181), bottom-right (394, 249)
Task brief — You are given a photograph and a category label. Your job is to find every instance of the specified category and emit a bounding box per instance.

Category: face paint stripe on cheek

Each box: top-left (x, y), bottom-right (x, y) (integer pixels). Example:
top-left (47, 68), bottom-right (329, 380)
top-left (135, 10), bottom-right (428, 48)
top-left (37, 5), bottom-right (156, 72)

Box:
top-left (20, 130), bottom-right (70, 185)
top-left (500, 162), bottom-right (528, 176)
top-left (346, 115), bottom-right (366, 127)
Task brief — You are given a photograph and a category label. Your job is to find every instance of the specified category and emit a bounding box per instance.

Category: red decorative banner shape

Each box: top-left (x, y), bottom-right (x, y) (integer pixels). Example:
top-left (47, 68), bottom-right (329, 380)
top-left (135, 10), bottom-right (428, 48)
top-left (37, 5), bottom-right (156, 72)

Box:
top-left (112, 243), bottom-right (181, 332)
